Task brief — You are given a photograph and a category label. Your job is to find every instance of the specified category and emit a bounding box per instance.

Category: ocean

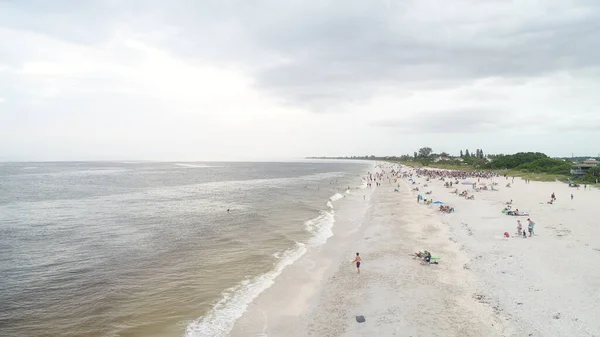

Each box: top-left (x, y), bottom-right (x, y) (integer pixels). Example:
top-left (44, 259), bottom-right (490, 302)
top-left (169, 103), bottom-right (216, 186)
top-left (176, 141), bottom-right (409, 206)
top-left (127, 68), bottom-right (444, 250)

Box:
top-left (0, 160), bottom-right (371, 337)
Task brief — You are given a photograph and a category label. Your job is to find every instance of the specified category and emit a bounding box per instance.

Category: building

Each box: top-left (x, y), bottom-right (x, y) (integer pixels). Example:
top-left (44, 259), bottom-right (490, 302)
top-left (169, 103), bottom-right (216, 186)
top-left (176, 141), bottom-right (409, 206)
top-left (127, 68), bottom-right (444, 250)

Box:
top-left (570, 159), bottom-right (598, 176)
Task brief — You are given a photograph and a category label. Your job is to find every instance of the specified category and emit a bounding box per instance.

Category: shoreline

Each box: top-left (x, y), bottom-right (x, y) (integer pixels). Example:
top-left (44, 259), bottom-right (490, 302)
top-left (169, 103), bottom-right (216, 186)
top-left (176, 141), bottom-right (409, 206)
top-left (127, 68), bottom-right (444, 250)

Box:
top-left (225, 163), bottom-right (600, 336)
top-left (227, 174), bottom-right (378, 336)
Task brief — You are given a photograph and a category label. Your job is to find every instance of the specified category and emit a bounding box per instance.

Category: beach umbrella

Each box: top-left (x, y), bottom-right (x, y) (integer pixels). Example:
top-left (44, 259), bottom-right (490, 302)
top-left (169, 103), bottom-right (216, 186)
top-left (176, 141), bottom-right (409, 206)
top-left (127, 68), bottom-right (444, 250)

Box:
top-left (432, 201), bottom-right (444, 204)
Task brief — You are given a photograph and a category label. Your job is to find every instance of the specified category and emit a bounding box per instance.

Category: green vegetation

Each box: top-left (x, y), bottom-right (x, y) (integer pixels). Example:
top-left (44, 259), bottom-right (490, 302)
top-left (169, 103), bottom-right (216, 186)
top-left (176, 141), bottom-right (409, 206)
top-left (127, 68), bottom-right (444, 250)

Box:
top-left (307, 149), bottom-right (599, 185)
top-left (488, 152), bottom-right (572, 175)
top-left (397, 161), bottom-right (474, 171)
top-left (578, 166), bottom-right (600, 184)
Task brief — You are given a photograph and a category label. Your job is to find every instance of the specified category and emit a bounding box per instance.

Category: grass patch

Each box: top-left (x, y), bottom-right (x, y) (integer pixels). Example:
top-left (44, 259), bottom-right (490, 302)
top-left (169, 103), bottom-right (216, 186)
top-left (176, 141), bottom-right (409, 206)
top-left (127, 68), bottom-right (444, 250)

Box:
top-left (504, 170), bottom-right (568, 182)
top-left (389, 162), bottom-right (569, 182)
top-left (391, 161), bottom-right (478, 171)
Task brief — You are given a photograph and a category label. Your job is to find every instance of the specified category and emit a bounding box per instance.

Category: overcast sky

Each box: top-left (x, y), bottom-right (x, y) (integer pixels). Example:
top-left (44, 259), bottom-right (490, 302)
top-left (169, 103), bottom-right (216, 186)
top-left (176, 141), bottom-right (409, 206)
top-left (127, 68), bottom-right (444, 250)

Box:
top-left (1, 0), bottom-right (599, 161)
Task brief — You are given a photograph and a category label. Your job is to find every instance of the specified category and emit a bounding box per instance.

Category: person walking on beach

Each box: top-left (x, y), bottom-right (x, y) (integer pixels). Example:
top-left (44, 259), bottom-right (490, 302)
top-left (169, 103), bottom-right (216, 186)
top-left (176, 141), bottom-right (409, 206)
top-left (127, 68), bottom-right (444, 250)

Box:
top-left (517, 220), bottom-right (522, 236)
top-left (527, 218), bottom-right (535, 237)
top-left (571, 193), bottom-right (574, 200)
top-left (352, 253), bottom-right (361, 274)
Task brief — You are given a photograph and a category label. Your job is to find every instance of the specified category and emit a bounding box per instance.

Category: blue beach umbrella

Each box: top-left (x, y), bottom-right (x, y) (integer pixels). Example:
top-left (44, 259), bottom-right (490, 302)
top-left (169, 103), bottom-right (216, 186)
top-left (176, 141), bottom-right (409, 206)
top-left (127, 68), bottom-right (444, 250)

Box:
top-left (432, 201), bottom-right (444, 205)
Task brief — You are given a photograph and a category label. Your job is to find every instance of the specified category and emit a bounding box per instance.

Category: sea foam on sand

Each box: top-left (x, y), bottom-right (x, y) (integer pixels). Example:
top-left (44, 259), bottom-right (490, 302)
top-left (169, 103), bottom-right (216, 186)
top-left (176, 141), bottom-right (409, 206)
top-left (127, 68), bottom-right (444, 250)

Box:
top-left (185, 192), bottom-right (350, 337)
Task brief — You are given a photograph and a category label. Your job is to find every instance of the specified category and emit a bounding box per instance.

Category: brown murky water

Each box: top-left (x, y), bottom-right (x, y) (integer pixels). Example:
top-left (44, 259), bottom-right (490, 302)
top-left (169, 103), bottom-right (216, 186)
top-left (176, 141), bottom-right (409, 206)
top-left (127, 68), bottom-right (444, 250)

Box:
top-left (0, 161), bottom-right (369, 337)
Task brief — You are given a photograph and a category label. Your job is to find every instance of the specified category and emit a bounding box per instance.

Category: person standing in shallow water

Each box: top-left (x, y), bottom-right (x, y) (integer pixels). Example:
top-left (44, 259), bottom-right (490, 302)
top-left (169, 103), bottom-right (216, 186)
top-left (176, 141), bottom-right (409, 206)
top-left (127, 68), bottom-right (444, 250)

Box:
top-left (352, 253), bottom-right (361, 274)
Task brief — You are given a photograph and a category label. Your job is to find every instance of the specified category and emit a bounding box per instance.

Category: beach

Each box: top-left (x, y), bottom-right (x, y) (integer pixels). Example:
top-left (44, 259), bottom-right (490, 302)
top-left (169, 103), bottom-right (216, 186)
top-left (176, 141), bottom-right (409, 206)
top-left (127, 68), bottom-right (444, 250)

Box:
top-left (228, 164), bottom-right (600, 337)
top-left (3, 161), bottom-right (599, 336)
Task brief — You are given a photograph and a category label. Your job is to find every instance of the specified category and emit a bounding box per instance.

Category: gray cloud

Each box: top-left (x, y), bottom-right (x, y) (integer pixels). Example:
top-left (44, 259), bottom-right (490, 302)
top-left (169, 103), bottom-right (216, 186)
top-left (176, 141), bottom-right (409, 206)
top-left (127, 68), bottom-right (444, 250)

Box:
top-left (6, 0), bottom-right (600, 109)
top-left (3, 1), bottom-right (600, 159)
top-left (371, 108), bottom-right (511, 133)
top-left (373, 107), bottom-right (600, 134)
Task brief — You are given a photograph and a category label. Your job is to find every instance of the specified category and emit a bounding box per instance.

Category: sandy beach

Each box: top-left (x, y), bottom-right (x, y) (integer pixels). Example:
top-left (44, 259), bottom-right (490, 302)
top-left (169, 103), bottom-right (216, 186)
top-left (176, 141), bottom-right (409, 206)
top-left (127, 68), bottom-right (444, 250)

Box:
top-left (228, 163), bottom-right (600, 337)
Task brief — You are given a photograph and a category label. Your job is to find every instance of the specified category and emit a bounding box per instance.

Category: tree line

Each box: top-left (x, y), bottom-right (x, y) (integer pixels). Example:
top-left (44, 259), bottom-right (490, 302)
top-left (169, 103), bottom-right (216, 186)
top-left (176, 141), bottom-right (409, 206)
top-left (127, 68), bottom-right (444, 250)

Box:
top-left (306, 149), bottom-right (599, 182)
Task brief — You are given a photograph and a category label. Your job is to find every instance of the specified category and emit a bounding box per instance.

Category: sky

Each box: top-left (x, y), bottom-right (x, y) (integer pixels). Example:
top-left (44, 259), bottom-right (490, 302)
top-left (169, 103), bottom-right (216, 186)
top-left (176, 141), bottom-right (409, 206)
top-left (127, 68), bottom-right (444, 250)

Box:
top-left (1, 0), bottom-right (600, 161)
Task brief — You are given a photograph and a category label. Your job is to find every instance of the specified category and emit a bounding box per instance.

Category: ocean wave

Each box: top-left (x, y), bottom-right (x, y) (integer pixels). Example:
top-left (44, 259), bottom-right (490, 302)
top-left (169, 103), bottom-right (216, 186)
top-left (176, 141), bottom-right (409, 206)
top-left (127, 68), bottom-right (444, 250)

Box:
top-left (304, 210), bottom-right (335, 246)
top-left (329, 193), bottom-right (344, 202)
top-left (298, 171), bottom-right (344, 181)
top-left (15, 168), bottom-right (128, 177)
top-left (174, 163), bottom-right (217, 168)
top-left (326, 200), bottom-right (334, 209)
top-left (184, 242), bottom-right (307, 337)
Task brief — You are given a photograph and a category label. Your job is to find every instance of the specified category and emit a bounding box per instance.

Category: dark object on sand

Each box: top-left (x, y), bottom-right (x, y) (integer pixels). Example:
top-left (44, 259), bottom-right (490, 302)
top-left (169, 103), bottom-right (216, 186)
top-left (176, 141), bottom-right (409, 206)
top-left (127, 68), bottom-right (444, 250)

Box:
top-left (356, 315), bottom-right (366, 323)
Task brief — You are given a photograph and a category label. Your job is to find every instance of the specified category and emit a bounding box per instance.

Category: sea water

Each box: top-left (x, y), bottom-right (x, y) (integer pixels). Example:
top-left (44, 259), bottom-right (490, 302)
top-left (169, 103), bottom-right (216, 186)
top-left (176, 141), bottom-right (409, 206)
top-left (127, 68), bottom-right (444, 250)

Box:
top-left (0, 160), bottom-right (370, 337)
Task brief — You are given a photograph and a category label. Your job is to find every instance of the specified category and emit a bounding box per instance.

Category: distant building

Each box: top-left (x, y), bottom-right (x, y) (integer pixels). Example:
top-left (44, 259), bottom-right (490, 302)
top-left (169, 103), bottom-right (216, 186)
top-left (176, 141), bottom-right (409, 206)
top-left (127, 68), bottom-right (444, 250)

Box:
top-left (571, 158), bottom-right (598, 176)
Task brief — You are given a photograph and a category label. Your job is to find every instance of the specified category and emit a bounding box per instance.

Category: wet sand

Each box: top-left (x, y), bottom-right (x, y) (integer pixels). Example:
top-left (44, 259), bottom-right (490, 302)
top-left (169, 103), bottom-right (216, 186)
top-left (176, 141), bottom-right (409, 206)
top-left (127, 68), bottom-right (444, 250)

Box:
top-left (228, 165), bottom-right (600, 336)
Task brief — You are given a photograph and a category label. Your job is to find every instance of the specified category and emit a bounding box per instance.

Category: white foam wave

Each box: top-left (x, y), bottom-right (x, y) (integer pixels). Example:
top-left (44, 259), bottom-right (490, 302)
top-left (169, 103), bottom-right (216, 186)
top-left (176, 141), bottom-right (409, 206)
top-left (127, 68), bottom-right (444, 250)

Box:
top-left (185, 242), bottom-right (307, 337)
top-left (304, 210), bottom-right (335, 246)
top-left (174, 163), bottom-right (216, 168)
top-left (298, 171), bottom-right (345, 181)
top-left (326, 200), bottom-right (334, 209)
top-left (329, 193), bottom-right (344, 202)
top-left (345, 189), bottom-right (351, 194)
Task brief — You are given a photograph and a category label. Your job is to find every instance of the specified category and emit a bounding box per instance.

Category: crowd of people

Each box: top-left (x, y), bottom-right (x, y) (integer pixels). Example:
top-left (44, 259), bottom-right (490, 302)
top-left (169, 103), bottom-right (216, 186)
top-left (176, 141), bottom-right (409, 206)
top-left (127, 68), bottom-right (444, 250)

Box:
top-left (403, 166), bottom-right (543, 241)
top-left (409, 168), bottom-right (499, 180)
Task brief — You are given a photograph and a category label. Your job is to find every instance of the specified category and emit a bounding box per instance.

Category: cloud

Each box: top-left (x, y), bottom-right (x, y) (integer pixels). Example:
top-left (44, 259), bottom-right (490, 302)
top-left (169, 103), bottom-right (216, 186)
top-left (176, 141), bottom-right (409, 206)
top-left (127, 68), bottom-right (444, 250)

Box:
top-left (1, 0), bottom-right (600, 159)
top-left (120, 0), bottom-right (600, 108)
top-left (7, 1), bottom-right (600, 108)
top-left (546, 113), bottom-right (600, 132)
top-left (372, 107), bottom-right (511, 133)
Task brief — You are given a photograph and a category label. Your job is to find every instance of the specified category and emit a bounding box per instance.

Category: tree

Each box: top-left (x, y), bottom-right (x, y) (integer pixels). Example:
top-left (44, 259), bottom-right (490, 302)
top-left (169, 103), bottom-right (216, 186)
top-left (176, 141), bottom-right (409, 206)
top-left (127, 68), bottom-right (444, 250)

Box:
top-left (413, 152), bottom-right (418, 160)
top-left (465, 149), bottom-right (470, 157)
top-left (487, 152), bottom-right (548, 169)
top-left (460, 150), bottom-right (463, 158)
top-left (440, 152), bottom-right (449, 157)
top-left (418, 147), bottom-right (433, 158)
top-left (480, 149), bottom-right (484, 158)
